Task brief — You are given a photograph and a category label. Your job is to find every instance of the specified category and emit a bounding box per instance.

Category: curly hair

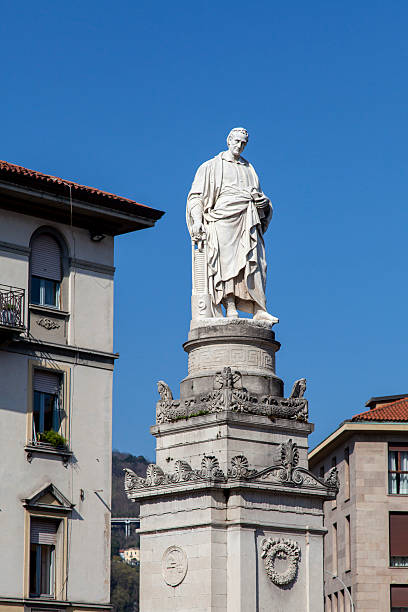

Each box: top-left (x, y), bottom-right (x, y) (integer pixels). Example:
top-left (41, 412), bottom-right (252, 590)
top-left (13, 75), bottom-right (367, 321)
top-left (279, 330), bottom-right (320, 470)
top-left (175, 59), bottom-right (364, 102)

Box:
top-left (227, 127), bottom-right (249, 143)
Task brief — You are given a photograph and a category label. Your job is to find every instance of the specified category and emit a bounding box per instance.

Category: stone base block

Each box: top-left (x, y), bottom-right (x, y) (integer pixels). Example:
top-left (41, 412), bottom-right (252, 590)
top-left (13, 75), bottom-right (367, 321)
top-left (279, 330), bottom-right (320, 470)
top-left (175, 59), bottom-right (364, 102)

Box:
top-left (138, 488), bottom-right (325, 612)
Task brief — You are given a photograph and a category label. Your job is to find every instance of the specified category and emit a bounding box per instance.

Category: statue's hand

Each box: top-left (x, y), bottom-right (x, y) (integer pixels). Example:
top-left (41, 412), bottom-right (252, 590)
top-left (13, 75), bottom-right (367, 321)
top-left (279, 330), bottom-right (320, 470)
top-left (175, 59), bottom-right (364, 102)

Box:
top-left (192, 221), bottom-right (204, 237)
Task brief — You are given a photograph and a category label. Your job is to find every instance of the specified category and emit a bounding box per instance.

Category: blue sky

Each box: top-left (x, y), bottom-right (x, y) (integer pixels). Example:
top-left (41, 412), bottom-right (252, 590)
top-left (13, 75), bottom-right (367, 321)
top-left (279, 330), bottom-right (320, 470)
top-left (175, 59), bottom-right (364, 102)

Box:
top-left (1, 1), bottom-right (408, 459)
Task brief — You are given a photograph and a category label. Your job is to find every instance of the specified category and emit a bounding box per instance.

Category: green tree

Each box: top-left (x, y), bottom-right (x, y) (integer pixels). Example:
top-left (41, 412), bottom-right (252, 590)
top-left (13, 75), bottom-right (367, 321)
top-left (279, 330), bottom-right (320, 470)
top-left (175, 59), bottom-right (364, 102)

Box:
top-left (111, 556), bottom-right (139, 612)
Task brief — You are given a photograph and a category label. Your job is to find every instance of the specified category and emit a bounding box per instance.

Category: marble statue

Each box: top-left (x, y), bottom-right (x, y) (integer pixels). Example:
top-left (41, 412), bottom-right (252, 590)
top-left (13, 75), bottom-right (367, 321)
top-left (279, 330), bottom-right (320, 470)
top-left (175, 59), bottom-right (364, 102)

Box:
top-left (187, 127), bottom-right (278, 324)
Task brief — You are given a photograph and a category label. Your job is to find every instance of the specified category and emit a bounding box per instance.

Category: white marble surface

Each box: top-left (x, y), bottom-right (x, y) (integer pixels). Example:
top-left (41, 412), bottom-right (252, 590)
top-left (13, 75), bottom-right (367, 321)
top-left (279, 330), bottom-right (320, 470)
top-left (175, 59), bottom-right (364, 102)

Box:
top-left (189, 316), bottom-right (274, 331)
top-left (187, 128), bottom-right (278, 324)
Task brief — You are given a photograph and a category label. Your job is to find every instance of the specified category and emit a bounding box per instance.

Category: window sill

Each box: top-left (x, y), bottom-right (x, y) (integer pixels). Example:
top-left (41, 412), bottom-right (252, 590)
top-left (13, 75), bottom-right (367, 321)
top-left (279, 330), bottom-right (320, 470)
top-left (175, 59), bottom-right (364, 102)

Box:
top-left (29, 304), bottom-right (69, 318)
top-left (25, 442), bottom-right (72, 467)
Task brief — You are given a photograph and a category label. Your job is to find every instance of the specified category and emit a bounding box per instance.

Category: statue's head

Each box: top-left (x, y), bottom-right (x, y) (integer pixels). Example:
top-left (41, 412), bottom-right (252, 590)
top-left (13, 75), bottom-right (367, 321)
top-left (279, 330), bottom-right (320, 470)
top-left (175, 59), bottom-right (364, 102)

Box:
top-left (227, 127), bottom-right (248, 158)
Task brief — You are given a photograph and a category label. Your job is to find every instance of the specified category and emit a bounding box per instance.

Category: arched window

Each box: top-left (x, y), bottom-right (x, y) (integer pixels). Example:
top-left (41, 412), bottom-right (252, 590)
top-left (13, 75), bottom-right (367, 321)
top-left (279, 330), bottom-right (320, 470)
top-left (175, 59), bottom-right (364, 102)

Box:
top-left (30, 233), bottom-right (62, 308)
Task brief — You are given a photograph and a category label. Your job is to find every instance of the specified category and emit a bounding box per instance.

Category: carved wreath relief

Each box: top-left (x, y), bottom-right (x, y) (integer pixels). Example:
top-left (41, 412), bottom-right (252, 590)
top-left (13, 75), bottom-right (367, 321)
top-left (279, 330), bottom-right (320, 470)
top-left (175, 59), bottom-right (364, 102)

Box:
top-left (261, 538), bottom-right (301, 586)
top-left (162, 546), bottom-right (188, 587)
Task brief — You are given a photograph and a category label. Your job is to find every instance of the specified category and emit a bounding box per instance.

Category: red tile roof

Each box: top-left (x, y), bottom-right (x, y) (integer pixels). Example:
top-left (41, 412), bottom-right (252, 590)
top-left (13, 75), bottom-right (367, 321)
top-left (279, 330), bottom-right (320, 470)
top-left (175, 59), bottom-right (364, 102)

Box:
top-left (0, 159), bottom-right (153, 211)
top-left (351, 397), bottom-right (408, 422)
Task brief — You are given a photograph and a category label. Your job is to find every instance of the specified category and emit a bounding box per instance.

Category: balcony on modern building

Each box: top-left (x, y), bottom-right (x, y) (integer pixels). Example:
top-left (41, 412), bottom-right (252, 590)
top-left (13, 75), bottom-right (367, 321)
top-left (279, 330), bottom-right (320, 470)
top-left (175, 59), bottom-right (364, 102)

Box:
top-left (0, 284), bottom-right (25, 342)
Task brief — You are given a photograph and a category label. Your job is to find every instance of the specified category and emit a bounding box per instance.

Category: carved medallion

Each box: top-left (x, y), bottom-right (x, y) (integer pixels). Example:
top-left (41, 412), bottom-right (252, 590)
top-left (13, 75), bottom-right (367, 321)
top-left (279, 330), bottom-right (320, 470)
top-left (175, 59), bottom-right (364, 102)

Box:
top-left (261, 538), bottom-right (301, 586)
top-left (37, 318), bottom-right (60, 330)
top-left (162, 546), bottom-right (188, 586)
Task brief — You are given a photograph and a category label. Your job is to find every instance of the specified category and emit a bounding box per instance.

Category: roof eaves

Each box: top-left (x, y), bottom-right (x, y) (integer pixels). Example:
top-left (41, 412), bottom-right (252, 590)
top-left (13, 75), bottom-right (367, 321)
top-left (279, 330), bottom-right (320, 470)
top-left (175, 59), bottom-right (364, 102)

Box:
top-left (0, 160), bottom-right (164, 220)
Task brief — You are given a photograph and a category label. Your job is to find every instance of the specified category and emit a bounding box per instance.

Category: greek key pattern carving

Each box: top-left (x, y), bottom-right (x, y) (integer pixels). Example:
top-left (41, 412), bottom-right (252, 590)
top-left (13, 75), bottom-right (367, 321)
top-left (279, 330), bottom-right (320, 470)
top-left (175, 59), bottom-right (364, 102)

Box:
top-left (261, 538), bottom-right (301, 586)
top-left (156, 369), bottom-right (308, 424)
top-left (124, 441), bottom-right (339, 497)
top-left (188, 345), bottom-right (275, 374)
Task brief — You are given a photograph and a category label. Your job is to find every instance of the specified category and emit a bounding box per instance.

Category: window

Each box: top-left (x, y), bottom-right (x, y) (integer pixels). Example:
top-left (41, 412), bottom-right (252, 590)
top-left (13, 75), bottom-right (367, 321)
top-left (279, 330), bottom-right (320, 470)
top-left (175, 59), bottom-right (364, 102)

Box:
top-left (345, 588), bottom-right (352, 612)
top-left (389, 445), bottom-right (408, 494)
top-left (31, 234), bottom-right (62, 308)
top-left (391, 585), bottom-right (408, 611)
top-left (332, 456), bottom-right (337, 508)
top-left (345, 515), bottom-right (351, 571)
top-left (332, 523), bottom-right (338, 575)
top-left (33, 370), bottom-right (62, 440)
top-left (344, 447), bottom-right (350, 500)
top-left (390, 513), bottom-right (408, 567)
top-left (29, 518), bottom-right (59, 597)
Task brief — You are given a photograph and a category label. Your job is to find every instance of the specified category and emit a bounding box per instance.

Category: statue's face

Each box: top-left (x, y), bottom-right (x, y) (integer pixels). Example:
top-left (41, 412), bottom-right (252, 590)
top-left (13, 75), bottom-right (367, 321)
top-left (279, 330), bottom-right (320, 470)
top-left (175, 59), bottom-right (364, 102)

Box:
top-left (228, 133), bottom-right (247, 158)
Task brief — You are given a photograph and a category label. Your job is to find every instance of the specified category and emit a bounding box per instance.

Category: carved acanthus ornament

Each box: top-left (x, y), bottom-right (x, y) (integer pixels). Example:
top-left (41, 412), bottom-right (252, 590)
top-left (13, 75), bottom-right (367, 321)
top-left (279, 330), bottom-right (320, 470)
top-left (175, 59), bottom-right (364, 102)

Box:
top-left (261, 538), bottom-right (301, 586)
top-left (324, 466), bottom-right (340, 490)
top-left (156, 370), bottom-right (308, 424)
top-left (124, 440), bottom-right (339, 498)
top-left (124, 455), bottom-right (226, 491)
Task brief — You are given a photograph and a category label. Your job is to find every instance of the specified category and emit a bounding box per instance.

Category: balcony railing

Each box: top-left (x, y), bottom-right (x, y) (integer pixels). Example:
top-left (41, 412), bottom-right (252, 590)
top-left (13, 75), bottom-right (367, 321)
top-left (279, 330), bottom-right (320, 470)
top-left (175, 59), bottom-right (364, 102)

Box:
top-left (0, 284), bottom-right (25, 329)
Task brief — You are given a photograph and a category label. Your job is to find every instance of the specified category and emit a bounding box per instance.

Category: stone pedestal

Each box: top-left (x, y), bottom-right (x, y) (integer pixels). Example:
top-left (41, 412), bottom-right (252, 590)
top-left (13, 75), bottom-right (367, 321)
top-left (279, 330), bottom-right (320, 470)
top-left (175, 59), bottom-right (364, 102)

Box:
top-left (125, 321), bottom-right (338, 612)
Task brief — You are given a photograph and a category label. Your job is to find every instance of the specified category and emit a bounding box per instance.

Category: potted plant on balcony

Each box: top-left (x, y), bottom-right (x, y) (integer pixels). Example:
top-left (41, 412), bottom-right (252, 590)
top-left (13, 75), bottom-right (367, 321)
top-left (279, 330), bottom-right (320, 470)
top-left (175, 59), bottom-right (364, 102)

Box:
top-left (38, 430), bottom-right (68, 449)
top-left (1, 303), bottom-right (18, 326)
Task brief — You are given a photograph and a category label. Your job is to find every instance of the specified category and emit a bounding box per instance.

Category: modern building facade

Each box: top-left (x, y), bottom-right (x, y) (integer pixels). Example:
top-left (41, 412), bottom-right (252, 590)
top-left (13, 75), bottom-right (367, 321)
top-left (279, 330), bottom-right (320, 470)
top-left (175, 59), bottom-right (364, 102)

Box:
top-left (309, 394), bottom-right (408, 612)
top-left (0, 160), bottom-right (163, 612)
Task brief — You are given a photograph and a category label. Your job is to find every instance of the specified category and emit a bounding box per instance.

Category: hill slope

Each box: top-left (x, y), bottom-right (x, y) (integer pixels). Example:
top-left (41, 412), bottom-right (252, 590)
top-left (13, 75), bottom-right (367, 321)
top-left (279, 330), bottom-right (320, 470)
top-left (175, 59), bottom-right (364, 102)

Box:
top-left (111, 450), bottom-right (149, 517)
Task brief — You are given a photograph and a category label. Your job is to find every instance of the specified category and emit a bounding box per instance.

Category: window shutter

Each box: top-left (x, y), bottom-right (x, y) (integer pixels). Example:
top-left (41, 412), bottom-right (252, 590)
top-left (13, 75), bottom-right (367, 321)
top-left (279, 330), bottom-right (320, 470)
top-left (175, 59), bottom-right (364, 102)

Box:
top-left (31, 234), bottom-right (62, 281)
top-left (391, 585), bottom-right (408, 606)
top-left (30, 519), bottom-right (58, 545)
top-left (390, 513), bottom-right (408, 556)
top-left (34, 370), bottom-right (60, 395)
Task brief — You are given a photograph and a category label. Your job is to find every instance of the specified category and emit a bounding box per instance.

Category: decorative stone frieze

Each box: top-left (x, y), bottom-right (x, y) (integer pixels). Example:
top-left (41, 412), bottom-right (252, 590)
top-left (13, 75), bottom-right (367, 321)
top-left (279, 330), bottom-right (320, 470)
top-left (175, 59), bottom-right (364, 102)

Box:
top-left (156, 368), bottom-right (308, 424)
top-left (124, 441), bottom-right (339, 497)
top-left (227, 454), bottom-right (257, 479)
top-left (124, 455), bottom-right (226, 491)
top-left (324, 466), bottom-right (340, 490)
top-left (260, 537), bottom-right (301, 586)
top-left (36, 318), bottom-right (60, 330)
top-left (187, 344), bottom-right (276, 375)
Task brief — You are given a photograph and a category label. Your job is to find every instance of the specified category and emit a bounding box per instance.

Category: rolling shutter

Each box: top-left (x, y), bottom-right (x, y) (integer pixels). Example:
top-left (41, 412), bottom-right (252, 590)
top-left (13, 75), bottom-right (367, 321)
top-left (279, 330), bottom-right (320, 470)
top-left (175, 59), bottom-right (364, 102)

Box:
top-left (34, 370), bottom-right (60, 395)
top-left (391, 585), bottom-right (408, 606)
top-left (390, 513), bottom-right (408, 557)
top-left (31, 234), bottom-right (62, 281)
top-left (30, 519), bottom-right (58, 545)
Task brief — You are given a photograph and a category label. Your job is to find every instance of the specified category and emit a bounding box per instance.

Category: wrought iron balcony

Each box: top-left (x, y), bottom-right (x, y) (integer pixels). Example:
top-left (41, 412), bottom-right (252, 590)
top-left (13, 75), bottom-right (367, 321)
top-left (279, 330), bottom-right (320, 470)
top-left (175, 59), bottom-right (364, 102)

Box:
top-left (0, 284), bottom-right (25, 337)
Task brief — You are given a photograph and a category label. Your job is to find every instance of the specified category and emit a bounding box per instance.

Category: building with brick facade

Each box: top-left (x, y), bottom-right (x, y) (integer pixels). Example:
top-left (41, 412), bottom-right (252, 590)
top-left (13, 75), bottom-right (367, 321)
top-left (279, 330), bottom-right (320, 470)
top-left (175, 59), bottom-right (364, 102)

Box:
top-left (309, 394), bottom-right (408, 612)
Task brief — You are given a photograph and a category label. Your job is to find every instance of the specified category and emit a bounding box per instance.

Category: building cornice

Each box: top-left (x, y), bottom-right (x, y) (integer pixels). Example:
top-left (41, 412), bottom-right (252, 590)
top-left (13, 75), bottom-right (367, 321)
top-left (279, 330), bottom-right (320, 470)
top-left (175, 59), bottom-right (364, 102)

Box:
top-left (70, 257), bottom-right (115, 276)
top-left (0, 178), bottom-right (164, 236)
top-left (4, 337), bottom-right (119, 370)
top-left (309, 421), bottom-right (408, 467)
top-left (0, 239), bottom-right (30, 257)
top-left (0, 596), bottom-right (111, 610)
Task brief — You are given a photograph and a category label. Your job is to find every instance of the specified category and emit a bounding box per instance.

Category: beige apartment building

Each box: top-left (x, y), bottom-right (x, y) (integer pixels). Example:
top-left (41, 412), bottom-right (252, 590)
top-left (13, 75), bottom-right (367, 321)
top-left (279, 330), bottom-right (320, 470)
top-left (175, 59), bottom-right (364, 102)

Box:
top-left (0, 160), bottom-right (162, 612)
top-left (309, 394), bottom-right (408, 612)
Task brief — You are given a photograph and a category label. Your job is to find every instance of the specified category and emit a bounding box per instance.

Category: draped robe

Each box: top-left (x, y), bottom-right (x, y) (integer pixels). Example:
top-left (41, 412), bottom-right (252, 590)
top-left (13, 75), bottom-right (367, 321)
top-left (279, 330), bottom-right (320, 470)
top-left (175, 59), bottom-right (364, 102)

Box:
top-left (187, 151), bottom-right (272, 315)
